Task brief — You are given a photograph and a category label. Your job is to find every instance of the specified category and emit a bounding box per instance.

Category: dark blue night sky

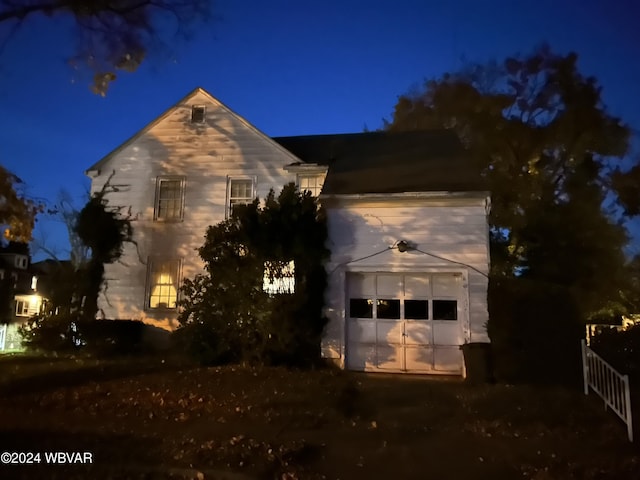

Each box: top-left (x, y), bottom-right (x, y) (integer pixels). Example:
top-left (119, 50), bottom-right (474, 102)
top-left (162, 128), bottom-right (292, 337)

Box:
top-left (1, 0), bottom-right (639, 259)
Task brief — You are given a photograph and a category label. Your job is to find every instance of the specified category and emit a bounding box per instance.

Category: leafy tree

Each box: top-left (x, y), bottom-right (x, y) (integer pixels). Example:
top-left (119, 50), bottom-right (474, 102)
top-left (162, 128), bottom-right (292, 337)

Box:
top-left (177, 183), bottom-right (330, 367)
top-left (0, 0), bottom-right (212, 94)
top-left (385, 46), bottom-right (637, 382)
top-left (75, 174), bottom-right (133, 319)
top-left (0, 164), bottom-right (40, 242)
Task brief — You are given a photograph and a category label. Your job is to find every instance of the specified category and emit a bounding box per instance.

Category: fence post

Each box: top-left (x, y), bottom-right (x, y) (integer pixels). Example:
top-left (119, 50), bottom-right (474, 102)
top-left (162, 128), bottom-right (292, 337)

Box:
top-left (623, 375), bottom-right (633, 442)
top-left (581, 339), bottom-right (589, 395)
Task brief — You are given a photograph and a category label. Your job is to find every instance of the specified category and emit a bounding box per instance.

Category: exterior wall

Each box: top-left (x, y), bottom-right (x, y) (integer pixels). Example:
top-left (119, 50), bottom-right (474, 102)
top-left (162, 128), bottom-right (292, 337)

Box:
top-left (322, 194), bottom-right (490, 364)
top-left (88, 90), bottom-right (306, 329)
top-left (0, 323), bottom-right (25, 351)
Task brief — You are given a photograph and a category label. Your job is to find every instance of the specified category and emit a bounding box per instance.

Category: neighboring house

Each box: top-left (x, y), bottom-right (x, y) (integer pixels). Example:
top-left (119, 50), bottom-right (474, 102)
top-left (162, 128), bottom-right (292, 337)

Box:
top-left (85, 87), bottom-right (490, 375)
top-left (0, 244), bottom-right (46, 351)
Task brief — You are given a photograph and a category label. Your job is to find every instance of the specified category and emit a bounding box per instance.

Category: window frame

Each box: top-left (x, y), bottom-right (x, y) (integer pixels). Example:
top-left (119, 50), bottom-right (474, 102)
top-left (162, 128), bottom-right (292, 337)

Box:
top-left (296, 173), bottom-right (324, 197)
top-left (15, 299), bottom-right (29, 317)
top-left (191, 105), bottom-right (206, 123)
top-left (226, 176), bottom-right (256, 218)
top-left (154, 176), bottom-right (186, 222)
top-left (145, 257), bottom-right (182, 311)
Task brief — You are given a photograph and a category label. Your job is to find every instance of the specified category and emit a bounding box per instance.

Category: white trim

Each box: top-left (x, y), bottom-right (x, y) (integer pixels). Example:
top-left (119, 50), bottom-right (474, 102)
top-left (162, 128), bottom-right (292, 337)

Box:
top-left (154, 176), bottom-right (186, 222)
top-left (284, 163), bottom-right (328, 174)
top-left (226, 175), bottom-right (257, 218)
top-left (296, 173), bottom-right (325, 197)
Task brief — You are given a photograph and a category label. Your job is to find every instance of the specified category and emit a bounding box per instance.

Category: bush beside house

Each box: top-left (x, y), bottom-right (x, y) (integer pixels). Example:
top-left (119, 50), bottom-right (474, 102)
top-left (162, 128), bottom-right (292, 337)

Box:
top-left (176, 184), bottom-right (329, 367)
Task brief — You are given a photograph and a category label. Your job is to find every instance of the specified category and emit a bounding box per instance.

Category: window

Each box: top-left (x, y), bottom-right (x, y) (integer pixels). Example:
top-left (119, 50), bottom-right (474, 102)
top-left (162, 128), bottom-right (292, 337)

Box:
top-left (433, 300), bottom-right (458, 320)
top-left (14, 255), bottom-right (27, 269)
top-left (377, 299), bottom-right (400, 319)
top-left (191, 105), bottom-right (206, 123)
top-left (349, 299), bottom-right (373, 318)
top-left (297, 174), bottom-right (324, 196)
top-left (405, 300), bottom-right (428, 320)
top-left (263, 260), bottom-right (295, 294)
top-left (15, 300), bottom-right (29, 316)
top-left (147, 259), bottom-right (181, 309)
top-left (227, 178), bottom-right (254, 216)
top-left (14, 296), bottom-right (42, 317)
top-left (154, 176), bottom-right (185, 221)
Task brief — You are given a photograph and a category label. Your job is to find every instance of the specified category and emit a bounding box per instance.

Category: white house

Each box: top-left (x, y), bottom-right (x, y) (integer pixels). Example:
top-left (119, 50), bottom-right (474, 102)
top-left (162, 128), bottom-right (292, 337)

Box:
top-left (85, 87), bottom-right (490, 375)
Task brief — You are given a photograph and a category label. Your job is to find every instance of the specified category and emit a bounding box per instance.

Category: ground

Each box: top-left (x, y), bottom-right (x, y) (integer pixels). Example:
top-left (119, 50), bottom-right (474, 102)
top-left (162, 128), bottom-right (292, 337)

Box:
top-left (0, 354), bottom-right (638, 479)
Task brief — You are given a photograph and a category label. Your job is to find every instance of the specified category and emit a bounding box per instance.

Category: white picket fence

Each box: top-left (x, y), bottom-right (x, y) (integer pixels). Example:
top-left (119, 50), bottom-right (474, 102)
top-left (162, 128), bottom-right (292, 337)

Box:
top-left (581, 339), bottom-right (633, 442)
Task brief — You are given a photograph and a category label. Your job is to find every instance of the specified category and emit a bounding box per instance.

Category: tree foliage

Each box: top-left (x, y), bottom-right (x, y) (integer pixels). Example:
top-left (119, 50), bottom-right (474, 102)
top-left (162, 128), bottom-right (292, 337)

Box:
top-left (75, 174), bottom-right (133, 319)
top-left (177, 183), bottom-right (330, 367)
top-left (0, 0), bottom-right (212, 94)
top-left (0, 164), bottom-right (40, 242)
top-left (386, 46), bottom-right (638, 382)
top-left (387, 45), bottom-right (634, 317)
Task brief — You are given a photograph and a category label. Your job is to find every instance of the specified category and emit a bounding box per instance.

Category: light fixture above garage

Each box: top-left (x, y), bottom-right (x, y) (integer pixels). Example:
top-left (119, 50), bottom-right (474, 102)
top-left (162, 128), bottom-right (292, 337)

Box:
top-left (397, 240), bottom-right (410, 253)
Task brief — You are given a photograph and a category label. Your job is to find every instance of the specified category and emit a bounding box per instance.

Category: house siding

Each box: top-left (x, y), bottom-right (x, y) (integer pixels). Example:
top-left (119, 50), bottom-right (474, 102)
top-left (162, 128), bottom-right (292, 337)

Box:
top-left (85, 88), bottom-right (491, 375)
top-left (89, 90), bottom-right (306, 329)
top-left (321, 196), bottom-right (490, 364)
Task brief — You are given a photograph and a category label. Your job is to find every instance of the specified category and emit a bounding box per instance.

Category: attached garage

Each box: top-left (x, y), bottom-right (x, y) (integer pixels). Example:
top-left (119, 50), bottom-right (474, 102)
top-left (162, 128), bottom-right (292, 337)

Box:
top-left (346, 272), bottom-right (467, 374)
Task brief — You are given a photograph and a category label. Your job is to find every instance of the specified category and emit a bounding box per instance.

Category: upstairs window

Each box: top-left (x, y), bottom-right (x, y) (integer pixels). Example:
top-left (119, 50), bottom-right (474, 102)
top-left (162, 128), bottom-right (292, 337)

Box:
top-left (297, 174), bottom-right (324, 196)
top-left (147, 258), bottom-right (181, 310)
top-left (227, 178), bottom-right (255, 217)
top-left (191, 105), bottom-right (206, 123)
top-left (14, 255), bottom-right (28, 269)
top-left (154, 176), bottom-right (185, 221)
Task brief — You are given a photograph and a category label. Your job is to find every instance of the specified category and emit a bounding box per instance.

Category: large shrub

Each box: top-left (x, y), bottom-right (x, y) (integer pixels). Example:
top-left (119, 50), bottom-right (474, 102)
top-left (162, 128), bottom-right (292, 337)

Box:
top-left (19, 315), bottom-right (150, 356)
top-left (177, 183), bottom-right (329, 367)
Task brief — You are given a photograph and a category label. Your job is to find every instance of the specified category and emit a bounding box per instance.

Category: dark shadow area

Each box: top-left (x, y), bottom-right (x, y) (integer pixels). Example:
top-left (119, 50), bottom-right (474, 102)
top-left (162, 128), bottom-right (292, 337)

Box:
top-left (0, 428), bottom-right (164, 479)
top-left (0, 356), bottom-right (191, 397)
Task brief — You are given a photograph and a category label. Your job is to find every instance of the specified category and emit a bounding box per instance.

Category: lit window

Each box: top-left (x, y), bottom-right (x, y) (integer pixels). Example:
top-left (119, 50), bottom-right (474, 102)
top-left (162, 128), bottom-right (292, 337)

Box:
top-left (15, 295), bottom-right (41, 317)
top-left (147, 259), bottom-right (180, 309)
top-left (191, 105), bottom-right (206, 123)
top-left (15, 300), bottom-right (29, 316)
top-left (228, 178), bottom-right (254, 216)
top-left (263, 260), bottom-right (295, 294)
top-left (154, 176), bottom-right (185, 221)
top-left (31, 276), bottom-right (37, 290)
top-left (297, 174), bottom-right (324, 196)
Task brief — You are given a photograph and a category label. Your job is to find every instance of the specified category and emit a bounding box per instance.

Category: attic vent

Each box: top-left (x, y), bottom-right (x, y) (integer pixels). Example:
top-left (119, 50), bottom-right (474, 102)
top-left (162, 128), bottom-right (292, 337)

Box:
top-left (191, 105), bottom-right (206, 123)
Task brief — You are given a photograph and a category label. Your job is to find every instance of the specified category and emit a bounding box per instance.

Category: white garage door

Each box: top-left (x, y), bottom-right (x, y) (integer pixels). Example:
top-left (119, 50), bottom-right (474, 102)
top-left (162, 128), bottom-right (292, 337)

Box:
top-left (346, 273), bottom-right (465, 374)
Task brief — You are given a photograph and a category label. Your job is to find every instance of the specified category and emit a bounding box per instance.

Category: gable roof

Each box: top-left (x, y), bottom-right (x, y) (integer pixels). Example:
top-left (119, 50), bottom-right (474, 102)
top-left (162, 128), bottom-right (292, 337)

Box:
top-left (86, 87), bottom-right (304, 174)
top-left (273, 130), bottom-right (486, 195)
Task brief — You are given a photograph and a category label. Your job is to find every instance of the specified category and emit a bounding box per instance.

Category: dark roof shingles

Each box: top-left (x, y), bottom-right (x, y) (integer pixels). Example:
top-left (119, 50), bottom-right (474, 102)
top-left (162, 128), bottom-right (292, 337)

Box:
top-left (273, 130), bottom-right (485, 195)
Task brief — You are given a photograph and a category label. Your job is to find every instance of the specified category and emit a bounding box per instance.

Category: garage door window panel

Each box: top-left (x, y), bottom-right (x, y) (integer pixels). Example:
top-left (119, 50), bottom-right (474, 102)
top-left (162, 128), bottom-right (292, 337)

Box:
top-left (433, 300), bottom-right (458, 320)
top-left (350, 298), bottom-right (373, 318)
top-left (377, 299), bottom-right (400, 319)
top-left (404, 299), bottom-right (428, 320)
